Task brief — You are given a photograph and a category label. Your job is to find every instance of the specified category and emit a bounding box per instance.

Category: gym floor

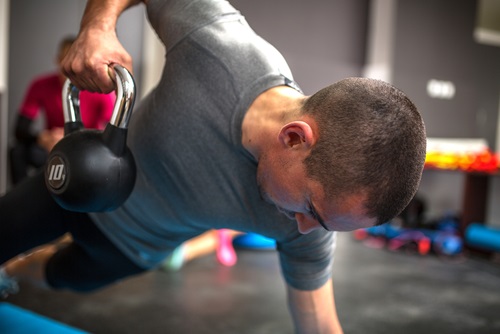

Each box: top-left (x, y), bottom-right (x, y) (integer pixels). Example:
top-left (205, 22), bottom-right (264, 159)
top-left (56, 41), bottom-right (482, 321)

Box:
top-left (4, 232), bottom-right (500, 334)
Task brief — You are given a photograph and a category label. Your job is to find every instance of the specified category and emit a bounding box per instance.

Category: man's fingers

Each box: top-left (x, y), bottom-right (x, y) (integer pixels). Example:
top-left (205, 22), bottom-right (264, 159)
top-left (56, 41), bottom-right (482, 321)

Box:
top-left (63, 63), bottom-right (116, 93)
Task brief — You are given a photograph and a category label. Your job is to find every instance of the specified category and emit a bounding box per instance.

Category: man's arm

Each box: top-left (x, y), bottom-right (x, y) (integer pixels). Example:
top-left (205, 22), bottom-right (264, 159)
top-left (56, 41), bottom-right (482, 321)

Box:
top-left (61, 0), bottom-right (144, 93)
top-left (287, 278), bottom-right (344, 334)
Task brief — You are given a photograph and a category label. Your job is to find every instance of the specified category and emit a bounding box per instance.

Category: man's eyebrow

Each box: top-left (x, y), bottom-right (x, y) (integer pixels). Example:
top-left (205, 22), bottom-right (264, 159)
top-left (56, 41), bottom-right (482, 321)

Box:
top-left (310, 202), bottom-right (330, 231)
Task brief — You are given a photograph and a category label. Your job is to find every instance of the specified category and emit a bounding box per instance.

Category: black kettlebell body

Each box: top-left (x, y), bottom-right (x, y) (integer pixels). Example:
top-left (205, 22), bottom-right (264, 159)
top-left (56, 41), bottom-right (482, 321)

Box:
top-left (45, 65), bottom-right (136, 212)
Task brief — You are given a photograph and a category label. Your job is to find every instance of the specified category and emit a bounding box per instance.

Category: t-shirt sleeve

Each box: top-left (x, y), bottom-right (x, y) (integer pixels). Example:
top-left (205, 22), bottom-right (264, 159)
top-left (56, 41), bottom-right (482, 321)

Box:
top-left (277, 230), bottom-right (336, 291)
top-left (146, 0), bottom-right (239, 52)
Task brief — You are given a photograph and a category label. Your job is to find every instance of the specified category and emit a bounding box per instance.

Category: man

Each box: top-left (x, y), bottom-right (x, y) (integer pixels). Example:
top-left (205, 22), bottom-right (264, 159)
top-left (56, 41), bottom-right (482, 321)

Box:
top-left (9, 36), bottom-right (115, 184)
top-left (0, 0), bottom-right (426, 333)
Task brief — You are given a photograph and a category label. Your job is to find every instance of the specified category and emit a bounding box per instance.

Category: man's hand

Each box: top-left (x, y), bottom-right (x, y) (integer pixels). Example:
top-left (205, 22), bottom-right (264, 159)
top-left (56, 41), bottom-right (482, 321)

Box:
top-left (60, 0), bottom-right (140, 93)
top-left (61, 29), bottom-right (132, 94)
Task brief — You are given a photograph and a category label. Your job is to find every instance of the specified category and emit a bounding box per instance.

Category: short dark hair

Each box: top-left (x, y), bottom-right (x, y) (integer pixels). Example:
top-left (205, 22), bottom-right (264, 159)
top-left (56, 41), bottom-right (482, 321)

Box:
top-left (303, 77), bottom-right (426, 226)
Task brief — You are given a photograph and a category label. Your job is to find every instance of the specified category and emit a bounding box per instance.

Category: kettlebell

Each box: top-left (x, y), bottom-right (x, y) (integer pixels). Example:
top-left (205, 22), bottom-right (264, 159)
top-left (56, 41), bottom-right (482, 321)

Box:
top-left (45, 64), bottom-right (137, 212)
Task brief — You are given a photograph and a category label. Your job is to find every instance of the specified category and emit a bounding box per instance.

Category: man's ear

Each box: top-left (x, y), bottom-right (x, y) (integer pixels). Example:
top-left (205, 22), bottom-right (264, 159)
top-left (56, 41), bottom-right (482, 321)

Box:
top-left (278, 121), bottom-right (316, 149)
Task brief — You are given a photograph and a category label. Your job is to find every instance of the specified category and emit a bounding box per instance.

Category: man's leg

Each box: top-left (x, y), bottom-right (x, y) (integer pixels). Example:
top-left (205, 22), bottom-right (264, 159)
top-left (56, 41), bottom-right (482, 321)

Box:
top-left (1, 171), bottom-right (145, 294)
top-left (1, 171), bottom-right (83, 296)
top-left (45, 217), bottom-right (146, 292)
top-left (2, 215), bottom-right (145, 294)
top-left (0, 171), bottom-right (71, 264)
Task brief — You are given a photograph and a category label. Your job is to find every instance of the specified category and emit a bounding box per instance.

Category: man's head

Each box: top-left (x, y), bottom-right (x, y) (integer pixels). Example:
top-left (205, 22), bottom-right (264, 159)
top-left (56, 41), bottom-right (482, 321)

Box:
top-left (303, 77), bottom-right (426, 227)
top-left (256, 77), bottom-right (426, 233)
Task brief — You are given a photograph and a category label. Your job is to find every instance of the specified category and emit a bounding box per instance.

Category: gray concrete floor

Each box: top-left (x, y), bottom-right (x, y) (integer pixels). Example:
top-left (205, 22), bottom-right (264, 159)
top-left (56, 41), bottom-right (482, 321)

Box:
top-left (4, 232), bottom-right (500, 333)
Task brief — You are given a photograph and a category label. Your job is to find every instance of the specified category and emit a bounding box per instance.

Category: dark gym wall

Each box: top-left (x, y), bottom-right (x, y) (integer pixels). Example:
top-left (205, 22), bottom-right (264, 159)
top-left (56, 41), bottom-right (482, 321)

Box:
top-left (391, 0), bottom-right (500, 225)
top-left (229, 0), bottom-right (370, 95)
top-left (392, 0), bottom-right (500, 145)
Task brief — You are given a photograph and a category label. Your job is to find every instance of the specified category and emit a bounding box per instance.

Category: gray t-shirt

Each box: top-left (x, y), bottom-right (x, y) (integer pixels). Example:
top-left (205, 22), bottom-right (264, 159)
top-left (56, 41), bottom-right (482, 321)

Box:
top-left (90, 0), bottom-right (335, 290)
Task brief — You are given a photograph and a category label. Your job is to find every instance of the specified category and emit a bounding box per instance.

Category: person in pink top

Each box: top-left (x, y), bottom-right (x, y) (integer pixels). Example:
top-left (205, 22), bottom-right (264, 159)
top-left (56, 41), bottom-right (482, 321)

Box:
top-left (9, 36), bottom-right (115, 184)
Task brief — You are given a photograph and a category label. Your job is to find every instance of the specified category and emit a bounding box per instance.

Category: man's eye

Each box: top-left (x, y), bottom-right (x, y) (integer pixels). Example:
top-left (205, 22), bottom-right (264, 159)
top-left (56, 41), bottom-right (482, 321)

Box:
top-left (307, 207), bottom-right (316, 219)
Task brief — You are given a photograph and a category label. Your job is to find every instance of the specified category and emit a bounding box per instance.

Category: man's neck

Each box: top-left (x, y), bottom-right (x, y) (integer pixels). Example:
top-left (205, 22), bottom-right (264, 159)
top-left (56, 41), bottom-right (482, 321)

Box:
top-left (241, 85), bottom-right (305, 160)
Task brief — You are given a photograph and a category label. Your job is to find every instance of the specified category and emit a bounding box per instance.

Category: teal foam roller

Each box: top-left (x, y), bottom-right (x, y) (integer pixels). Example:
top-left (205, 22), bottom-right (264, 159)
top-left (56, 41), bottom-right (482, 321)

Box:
top-left (465, 223), bottom-right (500, 252)
top-left (0, 302), bottom-right (88, 333)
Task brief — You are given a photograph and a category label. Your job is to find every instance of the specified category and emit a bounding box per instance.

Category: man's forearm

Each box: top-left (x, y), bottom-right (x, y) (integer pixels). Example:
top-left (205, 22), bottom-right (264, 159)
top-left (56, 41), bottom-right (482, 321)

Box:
top-left (79, 0), bottom-right (143, 34)
top-left (287, 278), bottom-right (344, 334)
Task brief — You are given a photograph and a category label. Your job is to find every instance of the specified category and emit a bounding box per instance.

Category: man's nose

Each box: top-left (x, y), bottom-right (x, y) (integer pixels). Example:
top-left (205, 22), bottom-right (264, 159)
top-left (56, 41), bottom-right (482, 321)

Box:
top-left (295, 213), bottom-right (318, 234)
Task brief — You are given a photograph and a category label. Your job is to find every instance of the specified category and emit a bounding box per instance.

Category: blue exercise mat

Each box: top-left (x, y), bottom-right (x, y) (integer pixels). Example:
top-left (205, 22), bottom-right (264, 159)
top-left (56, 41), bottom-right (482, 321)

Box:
top-left (0, 302), bottom-right (88, 334)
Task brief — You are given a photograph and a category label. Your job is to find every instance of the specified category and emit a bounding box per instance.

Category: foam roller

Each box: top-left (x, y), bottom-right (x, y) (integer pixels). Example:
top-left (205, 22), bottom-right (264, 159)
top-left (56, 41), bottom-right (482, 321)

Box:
top-left (465, 223), bottom-right (500, 252)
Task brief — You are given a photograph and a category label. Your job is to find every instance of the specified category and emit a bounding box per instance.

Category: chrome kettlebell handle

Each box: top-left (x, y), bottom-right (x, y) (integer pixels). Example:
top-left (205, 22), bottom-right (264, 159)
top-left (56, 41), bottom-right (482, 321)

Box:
top-left (62, 64), bottom-right (136, 130)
